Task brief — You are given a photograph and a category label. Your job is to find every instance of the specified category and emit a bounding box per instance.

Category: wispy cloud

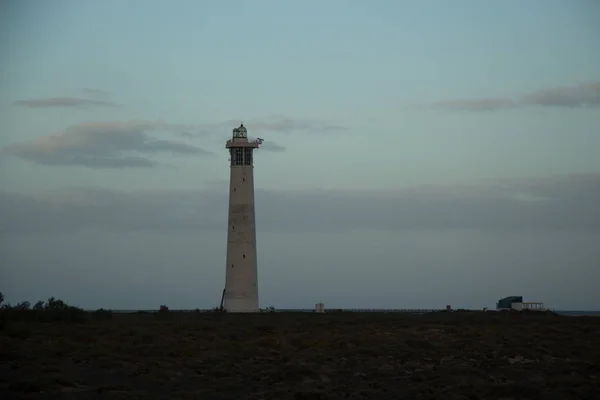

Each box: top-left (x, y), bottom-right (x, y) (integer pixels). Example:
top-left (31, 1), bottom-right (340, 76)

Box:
top-left (258, 141), bottom-right (287, 152)
top-left (430, 98), bottom-right (519, 112)
top-left (1, 174), bottom-right (598, 235)
top-left (2, 120), bottom-right (212, 168)
top-left (188, 115), bottom-right (348, 137)
top-left (81, 88), bottom-right (110, 96)
top-left (241, 115), bottom-right (348, 133)
top-left (14, 97), bottom-right (119, 109)
top-left (423, 81), bottom-right (600, 112)
top-left (522, 82), bottom-right (600, 108)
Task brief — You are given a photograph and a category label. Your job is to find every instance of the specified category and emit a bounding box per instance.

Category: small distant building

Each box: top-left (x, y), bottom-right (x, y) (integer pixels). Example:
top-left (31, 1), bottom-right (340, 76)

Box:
top-left (512, 302), bottom-right (545, 311)
top-left (496, 296), bottom-right (523, 310)
top-left (497, 296), bottom-right (546, 311)
top-left (314, 302), bottom-right (325, 313)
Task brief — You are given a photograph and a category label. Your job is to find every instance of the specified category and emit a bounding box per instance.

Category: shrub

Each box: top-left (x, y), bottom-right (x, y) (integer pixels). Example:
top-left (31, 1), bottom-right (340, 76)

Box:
top-left (0, 294), bottom-right (87, 324)
top-left (155, 304), bottom-right (171, 319)
top-left (14, 301), bottom-right (31, 310)
top-left (37, 297), bottom-right (87, 323)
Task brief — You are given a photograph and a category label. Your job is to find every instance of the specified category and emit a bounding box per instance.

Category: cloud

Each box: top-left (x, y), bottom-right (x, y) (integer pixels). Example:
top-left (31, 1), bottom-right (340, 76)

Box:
top-left (81, 88), bottom-right (109, 96)
top-left (1, 174), bottom-right (598, 235)
top-left (241, 115), bottom-right (348, 133)
top-left (429, 98), bottom-right (519, 112)
top-left (259, 141), bottom-right (287, 152)
top-left (14, 97), bottom-right (119, 108)
top-left (188, 115), bottom-right (348, 137)
top-left (522, 82), bottom-right (600, 108)
top-left (425, 81), bottom-right (600, 112)
top-left (2, 120), bottom-right (212, 168)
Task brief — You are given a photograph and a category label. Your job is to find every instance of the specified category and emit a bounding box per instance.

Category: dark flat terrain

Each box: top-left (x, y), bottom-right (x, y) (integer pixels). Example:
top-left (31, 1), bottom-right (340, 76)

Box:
top-left (1, 311), bottom-right (599, 399)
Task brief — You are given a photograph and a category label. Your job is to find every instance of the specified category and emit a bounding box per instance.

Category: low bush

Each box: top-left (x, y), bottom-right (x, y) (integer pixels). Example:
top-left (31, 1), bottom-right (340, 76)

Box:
top-left (155, 304), bottom-right (171, 319)
top-left (0, 293), bottom-right (87, 325)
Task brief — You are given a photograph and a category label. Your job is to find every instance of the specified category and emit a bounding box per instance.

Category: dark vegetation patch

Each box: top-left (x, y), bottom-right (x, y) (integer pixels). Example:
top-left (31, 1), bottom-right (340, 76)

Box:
top-left (1, 295), bottom-right (599, 399)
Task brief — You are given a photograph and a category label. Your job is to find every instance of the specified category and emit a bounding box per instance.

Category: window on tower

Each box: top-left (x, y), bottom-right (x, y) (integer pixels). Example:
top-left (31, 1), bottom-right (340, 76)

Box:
top-left (230, 148), bottom-right (244, 166)
top-left (230, 147), bottom-right (252, 165)
top-left (243, 148), bottom-right (253, 165)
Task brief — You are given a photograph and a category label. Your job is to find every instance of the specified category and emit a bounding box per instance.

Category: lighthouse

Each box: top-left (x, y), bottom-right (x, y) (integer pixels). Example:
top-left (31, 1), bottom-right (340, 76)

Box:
top-left (223, 123), bottom-right (263, 313)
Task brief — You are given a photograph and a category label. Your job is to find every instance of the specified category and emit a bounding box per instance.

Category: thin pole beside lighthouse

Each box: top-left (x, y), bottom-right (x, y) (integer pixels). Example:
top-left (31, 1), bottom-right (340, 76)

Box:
top-left (223, 123), bottom-right (262, 313)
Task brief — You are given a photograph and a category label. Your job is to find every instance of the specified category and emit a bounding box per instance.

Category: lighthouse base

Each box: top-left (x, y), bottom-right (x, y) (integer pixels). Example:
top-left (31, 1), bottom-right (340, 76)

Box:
top-left (223, 297), bottom-right (259, 313)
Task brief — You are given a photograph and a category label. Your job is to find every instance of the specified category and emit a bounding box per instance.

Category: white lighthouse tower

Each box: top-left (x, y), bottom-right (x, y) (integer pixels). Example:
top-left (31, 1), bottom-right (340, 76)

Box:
top-left (222, 123), bottom-right (263, 313)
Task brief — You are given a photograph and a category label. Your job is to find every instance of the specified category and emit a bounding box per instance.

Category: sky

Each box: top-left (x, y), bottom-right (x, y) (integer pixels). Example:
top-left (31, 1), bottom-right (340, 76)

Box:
top-left (1, 0), bottom-right (599, 310)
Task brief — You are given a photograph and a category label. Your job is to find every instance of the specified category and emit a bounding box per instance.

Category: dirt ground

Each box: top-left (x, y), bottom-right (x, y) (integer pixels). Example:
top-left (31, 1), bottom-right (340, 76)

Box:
top-left (1, 311), bottom-right (599, 400)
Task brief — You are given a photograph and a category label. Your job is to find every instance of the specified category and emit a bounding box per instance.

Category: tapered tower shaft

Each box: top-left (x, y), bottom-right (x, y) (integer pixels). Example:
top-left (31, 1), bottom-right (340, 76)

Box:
top-left (224, 123), bottom-right (262, 313)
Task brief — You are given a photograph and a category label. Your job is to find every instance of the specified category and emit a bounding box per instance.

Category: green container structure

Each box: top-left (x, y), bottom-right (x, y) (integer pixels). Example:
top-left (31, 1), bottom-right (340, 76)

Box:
top-left (496, 296), bottom-right (523, 310)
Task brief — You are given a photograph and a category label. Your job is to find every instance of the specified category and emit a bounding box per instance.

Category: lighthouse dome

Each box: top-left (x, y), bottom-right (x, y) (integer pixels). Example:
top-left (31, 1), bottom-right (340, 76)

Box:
top-left (233, 123), bottom-right (247, 138)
